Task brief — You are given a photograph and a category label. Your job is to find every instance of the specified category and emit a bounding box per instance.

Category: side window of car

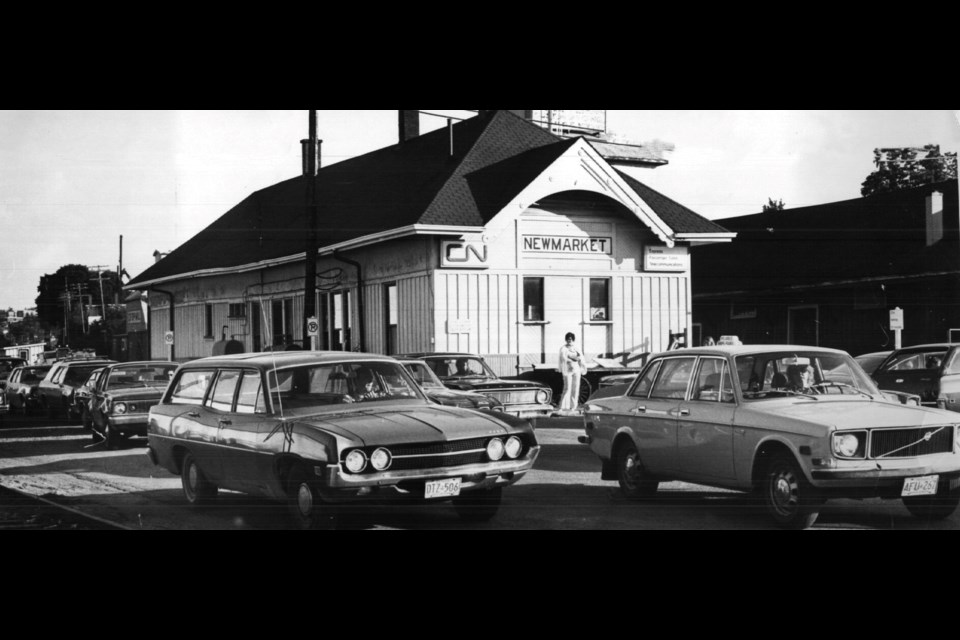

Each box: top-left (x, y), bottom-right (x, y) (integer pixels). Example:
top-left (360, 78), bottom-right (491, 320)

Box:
top-left (169, 370), bottom-right (216, 405)
top-left (650, 357), bottom-right (696, 400)
top-left (629, 360), bottom-right (662, 399)
top-left (207, 370), bottom-right (241, 412)
top-left (720, 362), bottom-right (735, 403)
top-left (50, 366), bottom-right (64, 383)
top-left (692, 358), bottom-right (724, 402)
top-left (235, 371), bottom-right (265, 415)
top-left (944, 350), bottom-right (960, 376)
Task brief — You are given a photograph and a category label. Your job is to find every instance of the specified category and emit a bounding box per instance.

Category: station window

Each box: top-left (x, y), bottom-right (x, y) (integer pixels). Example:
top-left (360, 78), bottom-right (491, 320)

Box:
top-left (385, 283), bottom-right (398, 355)
top-left (523, 277), bottom-right (544, 321)
top-left (327, 290), bottom-right (352, 351)
top-left (204, 304), bottom-right (213, 338)
top-left (271, 299), bottom-right (295, 348)
top-left (590, 278), bottom-right (610, 321)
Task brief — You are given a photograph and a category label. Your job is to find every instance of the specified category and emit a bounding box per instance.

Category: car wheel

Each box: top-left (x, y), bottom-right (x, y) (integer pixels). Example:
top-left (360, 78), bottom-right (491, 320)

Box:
top-left (452, 486), bottom-right (503, 522)
top-left (578, 379), bottom-right (592, 405)
top-left (902, 482), bottom-right (960, 521)
top-left (181, 452), bottom-right (218, 505)
top-left (762, 453), bottom-right (820, 529)
top-left (615, 440), bottom-right (659, 500)
top-left (287, 474), bottom-right (339, 530)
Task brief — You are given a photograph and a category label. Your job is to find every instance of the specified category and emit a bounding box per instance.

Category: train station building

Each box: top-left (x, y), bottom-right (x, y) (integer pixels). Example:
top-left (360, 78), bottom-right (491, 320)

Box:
top-left (125, 110), bottom-right (733, 374)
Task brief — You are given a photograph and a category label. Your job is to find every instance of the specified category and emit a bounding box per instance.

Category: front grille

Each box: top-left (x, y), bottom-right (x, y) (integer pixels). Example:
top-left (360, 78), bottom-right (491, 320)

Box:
top-left (870, 426), bottom-right (954, 458)
top-left (485, 390), bottom-right (538, 405)
top-left (342, 436), bottom-right (530, 474)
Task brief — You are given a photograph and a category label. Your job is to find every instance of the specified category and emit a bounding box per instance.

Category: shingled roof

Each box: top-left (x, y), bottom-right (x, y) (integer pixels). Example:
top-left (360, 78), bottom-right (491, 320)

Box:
top-left (693, 179), bottom-right (959, 296)
top-left (128, 110), bottom-right (723, 287)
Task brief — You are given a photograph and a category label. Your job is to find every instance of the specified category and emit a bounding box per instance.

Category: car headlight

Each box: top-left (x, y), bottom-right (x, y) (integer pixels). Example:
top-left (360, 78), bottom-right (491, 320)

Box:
top-left (486, 438), bottom-right (505, 461)
top-left (344, 449), bottom-right (368, 473)
top-left (370, 447), bottom-right (392, 471)
top-left (113, 402), bottom-right (127, 415)
top-left (832, 432), bottom-right (863, 458)
top-left (908, 397), bottom-right (920, 406)
top-left (536, 389), bottom-right (549, 404)
top-left (504, 436), bottom-right (522, 459)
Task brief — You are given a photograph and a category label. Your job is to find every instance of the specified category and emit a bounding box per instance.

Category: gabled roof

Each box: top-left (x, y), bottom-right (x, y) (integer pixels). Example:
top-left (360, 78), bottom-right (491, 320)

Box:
top-left (128, 110), bottom-right (723, 288)
top-left (616, 171), bottom-right (732, 235)
top-left (693, 180), bottom-right (959, 296)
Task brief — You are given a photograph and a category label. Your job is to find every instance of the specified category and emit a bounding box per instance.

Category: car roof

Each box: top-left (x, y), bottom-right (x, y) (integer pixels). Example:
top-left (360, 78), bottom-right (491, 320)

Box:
top-left (890, 343), bottom-right (958, 352)
top-left (179, 351), bottom-right (401, 369)
top-left (400, 352), bottom-right (480, 358)
top-left (57, 359), bottom-right (115, 367)
top-left (104, 360), bottom-right (178, 369)
top-left (650, 345), bottom-right (849, 357)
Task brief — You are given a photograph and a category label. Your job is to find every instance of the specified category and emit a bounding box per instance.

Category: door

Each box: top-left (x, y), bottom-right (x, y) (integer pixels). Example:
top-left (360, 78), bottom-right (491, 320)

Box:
top-left (677, 357), bottom-right (737, 482)
top-left (623, 356), bottom-right (696, 475)
top-left (213, 370), bottom-right (268, 492)
top-left (165, 368), bottom-right (220, 481)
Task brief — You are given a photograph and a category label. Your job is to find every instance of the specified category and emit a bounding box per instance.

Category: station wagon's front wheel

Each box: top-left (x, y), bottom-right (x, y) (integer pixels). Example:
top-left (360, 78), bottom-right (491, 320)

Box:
top-left (615, 441), bottom-right (659, 500)
top-left (181, 453), bottom-right (218, 505)
top-left (288, 479), bottom-right (339, 530)
top-left (763, 453), bottom-right (819, 529)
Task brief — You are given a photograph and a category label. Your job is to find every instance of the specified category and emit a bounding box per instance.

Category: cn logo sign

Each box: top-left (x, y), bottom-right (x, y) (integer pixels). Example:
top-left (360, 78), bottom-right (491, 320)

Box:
top-left (441, 241), bottom-right (489, 269)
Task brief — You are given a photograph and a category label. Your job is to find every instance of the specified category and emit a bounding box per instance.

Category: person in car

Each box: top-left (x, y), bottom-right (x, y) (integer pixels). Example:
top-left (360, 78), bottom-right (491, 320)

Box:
top-left (785, 364), bottom-right (816, 393)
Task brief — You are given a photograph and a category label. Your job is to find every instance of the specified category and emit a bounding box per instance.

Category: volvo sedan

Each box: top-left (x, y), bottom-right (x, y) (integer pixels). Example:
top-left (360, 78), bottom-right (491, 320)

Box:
top-left (580, 345), bottom-right (960, 529)
top-left (147, 351), bottom-right (539, 529)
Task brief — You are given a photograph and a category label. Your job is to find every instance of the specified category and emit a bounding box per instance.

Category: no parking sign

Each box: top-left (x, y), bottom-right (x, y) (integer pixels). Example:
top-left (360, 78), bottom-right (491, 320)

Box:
top-left (307, 317), bottom-right (320, 337)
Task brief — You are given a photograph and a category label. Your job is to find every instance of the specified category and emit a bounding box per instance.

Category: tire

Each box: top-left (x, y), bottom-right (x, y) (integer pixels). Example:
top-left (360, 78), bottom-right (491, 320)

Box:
top-left (453, 486), bottom-right (503, 522)
top-left (762, 453), bottom-right (820, 529)
top-left (578, 379), bottom-right (592, 405)
top-left (104, 422), bottom-right (120, 450)
top-left (903, 481), bottom-right (960, 521)
top-left (287, 473), bottom-right (339, 530)
top-left (615, 440), bottom-right (659, 500)
top-left (181, 452), bottom-right (218, 505)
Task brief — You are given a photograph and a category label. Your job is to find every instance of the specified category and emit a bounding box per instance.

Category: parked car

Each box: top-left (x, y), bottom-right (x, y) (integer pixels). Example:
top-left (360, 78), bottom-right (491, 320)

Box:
top-left (580, 344), bottom-right (960, 529)
top-left (400, 352), bottom-right (553, 420)
top-left (870, 343), bottom-right (960, 411)
top-left (147, 351), bottom-right (540, 529)
top-left (854, 350), bottom-right (893, 376)
top-left (3, 365), bottom-right (52, 415)
top-left (73, 367), bottom-right (106, 429)
top-left (398, 358), bottom-right (503, 411)
top-left (38, 357), bottom-right (116, 420)
top-left (0, 356), bottom-right (26, 390)
top-left (87, 361), bottom-right (178, 449)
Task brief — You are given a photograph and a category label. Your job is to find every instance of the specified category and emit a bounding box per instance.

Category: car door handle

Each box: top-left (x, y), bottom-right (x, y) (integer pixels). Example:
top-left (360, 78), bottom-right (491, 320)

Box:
top-left (670, 408), bottom-right (690, 417)
top-left (632, 406), bottom-right (646, 414)
top-left (219, 418), bottom-right (232, 426)
top-left (186, 411), bottom-right (200, 418)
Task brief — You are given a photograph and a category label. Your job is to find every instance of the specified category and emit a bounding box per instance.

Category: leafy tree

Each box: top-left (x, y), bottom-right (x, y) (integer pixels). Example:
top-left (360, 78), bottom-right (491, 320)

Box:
top-left (762, 197), bottom-right (785, 212)
top-left (861, 144), bottom-right (958, 197)
top-left (34, 264), bottom-right (123, 352)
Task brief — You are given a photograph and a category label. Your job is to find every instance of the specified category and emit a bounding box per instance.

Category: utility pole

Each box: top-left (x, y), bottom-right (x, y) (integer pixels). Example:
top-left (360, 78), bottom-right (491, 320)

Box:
top-left (302, 110), bottom-right (320, 350)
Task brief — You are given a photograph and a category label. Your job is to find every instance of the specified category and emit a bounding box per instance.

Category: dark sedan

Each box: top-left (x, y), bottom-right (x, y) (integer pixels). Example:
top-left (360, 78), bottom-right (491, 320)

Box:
top-left (88, 361), bottom-right (178, 449)
top-left (399, 358), bottom-right (503, 412)
top-left (870, 343), bottom-right (960, 411)
top-left (505, 356), bottom-right (648, 407)
top-left (3, 365), bottom-right (52, 415)
top-left (400, 352), bottom-right (553, 420)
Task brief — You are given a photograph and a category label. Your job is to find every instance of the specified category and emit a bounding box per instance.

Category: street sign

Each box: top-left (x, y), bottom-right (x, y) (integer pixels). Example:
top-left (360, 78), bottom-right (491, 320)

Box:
top-left (306, 317), bottom-right (320, 337)
top-left (890, 308), bottom-right (904, 331)
top-left (164, 331), bottom-right (174, 346)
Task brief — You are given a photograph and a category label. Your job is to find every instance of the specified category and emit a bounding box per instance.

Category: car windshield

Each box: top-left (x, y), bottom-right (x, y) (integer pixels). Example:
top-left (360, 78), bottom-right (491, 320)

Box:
top-left (736, 351), bottom-right (881, 400)
top-left (64, 366), bottom-right (105, 386)
top-left (20, 367), bottom-right (50, 383)
top-left (267, 360), bottom-right (425, 413)
top-left (402, 362), bottom-right (446, 390)
top-left (427, 357), bottom-right (496, 380)
top-left (106, 364), bottom-right (178, 388)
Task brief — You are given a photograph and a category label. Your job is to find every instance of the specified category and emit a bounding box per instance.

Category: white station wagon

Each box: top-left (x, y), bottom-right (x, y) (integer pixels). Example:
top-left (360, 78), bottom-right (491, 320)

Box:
top-left (580, 345), bottom-right (960, 529)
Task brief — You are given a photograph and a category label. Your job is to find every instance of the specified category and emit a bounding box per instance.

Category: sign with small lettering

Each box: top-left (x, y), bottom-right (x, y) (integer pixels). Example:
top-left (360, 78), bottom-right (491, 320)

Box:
top-left (644, 246), bottom-right (689, 272)
top-left (446, 319), bottom-right (472, 334)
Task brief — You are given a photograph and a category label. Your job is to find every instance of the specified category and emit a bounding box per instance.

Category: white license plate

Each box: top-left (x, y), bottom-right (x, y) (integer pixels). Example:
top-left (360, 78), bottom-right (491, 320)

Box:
top-left (902, 475), bottom-right (939, 497)
top-left (424, 478), bottom-right (461, 499)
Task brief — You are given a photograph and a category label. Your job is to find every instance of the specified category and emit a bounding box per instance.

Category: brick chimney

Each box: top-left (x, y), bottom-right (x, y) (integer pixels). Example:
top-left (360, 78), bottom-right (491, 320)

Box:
top-left (398, 110), bottom-right (419, 142)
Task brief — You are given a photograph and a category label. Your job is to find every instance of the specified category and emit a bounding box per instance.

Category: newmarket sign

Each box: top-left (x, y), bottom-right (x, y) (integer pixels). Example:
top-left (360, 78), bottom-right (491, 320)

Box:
top-left (521, 235), bottom-right (612, 255)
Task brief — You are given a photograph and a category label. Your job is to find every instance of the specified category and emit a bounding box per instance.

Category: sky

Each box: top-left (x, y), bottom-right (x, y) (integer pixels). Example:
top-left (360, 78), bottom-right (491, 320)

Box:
top-left (1, 109), bottom-right (958, 311)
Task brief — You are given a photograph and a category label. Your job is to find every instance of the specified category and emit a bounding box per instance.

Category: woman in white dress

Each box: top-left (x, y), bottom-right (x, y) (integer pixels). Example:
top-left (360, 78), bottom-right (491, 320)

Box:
top-left (558, 332), bottom-right (585, 414)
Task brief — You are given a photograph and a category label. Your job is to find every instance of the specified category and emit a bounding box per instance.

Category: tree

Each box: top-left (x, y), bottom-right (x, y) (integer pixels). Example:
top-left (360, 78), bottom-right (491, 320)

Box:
top-left (34, 264), bottom-right (123, 352)
top-left (861, 144), bottom-right (958, 197)
top-left (762, 197), bottom-right (785, 212)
